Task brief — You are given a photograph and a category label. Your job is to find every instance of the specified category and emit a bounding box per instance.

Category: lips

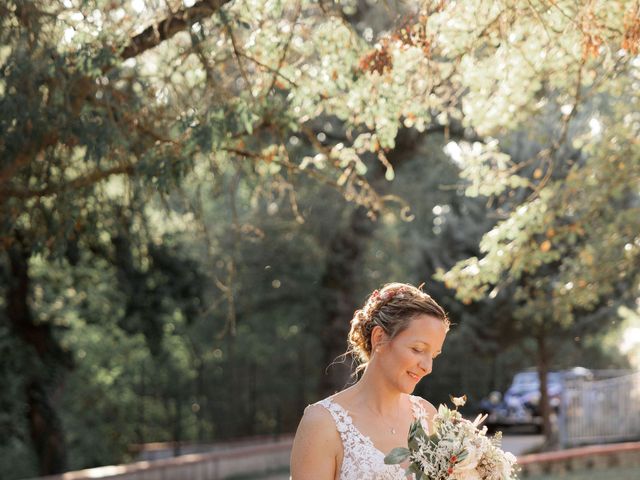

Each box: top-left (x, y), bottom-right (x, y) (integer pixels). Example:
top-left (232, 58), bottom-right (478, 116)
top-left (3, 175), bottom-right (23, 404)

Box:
top-left (408, 372), bottom-right (420, 381)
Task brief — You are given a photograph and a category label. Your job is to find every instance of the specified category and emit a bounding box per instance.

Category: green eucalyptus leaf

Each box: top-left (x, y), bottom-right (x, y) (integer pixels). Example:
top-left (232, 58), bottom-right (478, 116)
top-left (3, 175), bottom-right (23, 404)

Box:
top-left (384, 447), bottom-right (410, 465)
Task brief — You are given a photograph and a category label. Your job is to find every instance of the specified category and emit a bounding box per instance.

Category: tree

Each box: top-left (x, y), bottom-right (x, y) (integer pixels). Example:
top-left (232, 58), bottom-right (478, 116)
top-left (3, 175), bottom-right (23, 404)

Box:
top-left (437, 1), bottom-right (640, 439)
top-left (1, 2), bottom-right (457, 470)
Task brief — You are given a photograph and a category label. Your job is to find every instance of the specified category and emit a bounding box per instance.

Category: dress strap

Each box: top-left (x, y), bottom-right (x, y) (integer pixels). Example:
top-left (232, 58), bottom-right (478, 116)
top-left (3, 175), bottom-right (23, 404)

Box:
top-left (316, 398), bottom-right (357, 437)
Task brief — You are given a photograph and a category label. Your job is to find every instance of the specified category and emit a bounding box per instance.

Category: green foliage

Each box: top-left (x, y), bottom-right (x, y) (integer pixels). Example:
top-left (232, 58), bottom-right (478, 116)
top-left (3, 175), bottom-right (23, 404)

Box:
top-left (435, 0), bottom-right (640, 319)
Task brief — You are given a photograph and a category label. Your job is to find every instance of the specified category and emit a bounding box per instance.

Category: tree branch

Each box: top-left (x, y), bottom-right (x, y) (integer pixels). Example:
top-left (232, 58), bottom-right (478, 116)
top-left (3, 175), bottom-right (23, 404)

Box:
top-left (1, 1), bottom-right (233, 196)
top-left (121, 0), bottom-right (234, 60)
top-left (1, 164), bottom-right (135, 200)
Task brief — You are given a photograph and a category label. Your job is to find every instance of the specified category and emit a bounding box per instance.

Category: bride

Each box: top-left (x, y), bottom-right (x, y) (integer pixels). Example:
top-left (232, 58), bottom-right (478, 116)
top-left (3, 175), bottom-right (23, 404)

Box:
top-left (290, 282), bottom-right (450, 479)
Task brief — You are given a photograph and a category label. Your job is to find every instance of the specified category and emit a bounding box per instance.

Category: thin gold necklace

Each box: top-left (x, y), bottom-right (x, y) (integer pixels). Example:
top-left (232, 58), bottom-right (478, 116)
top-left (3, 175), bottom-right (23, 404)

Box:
top-left (368, 404), bottom-right (402, 435)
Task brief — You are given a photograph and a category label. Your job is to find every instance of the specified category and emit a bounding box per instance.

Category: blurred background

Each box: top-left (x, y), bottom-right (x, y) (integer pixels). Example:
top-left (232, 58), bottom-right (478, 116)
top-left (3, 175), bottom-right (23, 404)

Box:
top-left (1, 0), bottom-right (639, 479)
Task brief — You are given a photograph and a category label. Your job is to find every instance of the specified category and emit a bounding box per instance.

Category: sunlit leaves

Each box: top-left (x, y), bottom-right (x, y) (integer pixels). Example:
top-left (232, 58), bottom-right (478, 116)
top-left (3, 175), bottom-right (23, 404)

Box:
top-left (444, 140), bottom-right (530, 197)
top-left (430, 1), bottom-right (640, 325)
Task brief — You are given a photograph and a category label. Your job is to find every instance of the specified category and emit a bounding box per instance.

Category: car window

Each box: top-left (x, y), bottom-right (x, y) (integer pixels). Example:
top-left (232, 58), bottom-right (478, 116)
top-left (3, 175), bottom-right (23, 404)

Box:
top-left (511, 371), bottom-right (562, 388)
top-left (512, 372), bottom-right (538, 387)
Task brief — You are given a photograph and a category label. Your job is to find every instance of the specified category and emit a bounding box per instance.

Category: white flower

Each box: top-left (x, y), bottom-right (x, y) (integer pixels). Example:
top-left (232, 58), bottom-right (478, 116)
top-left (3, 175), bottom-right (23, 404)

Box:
top-left (453, 469), bottom-right (481, 480)
top-left (453, 441), bottom-right (481, 472)
top-left (500, 452), bottom-right (517, 477)
top-left (472, 413), bottom-right (488, 428)
top-left (504, 451), bottom-right (517, 463)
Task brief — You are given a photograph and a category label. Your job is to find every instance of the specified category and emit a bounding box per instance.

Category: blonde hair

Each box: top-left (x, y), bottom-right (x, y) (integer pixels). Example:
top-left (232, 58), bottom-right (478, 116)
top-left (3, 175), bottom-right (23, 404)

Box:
top-left (347, 282), bottom-right (449, 376)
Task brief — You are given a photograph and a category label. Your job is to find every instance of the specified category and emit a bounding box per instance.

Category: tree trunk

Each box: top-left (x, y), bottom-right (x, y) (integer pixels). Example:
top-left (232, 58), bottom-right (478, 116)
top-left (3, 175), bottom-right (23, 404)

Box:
top-left (226, 332), bottom-right (236, 437)
top-left (319, 206), bottom-right (376, 395)
top-left (26, 382), bottom-right (67, 476)
top-left (136, 360), bottom-right (146, 444)
top-left (173, 393), bottom-right (182, 457)
top-left (195, 360), bottom-right (206, 442)
top-left (317, 129), bottom-right (424, 395)
top-left (249, 359), bottom-right (258, 435)
top-left (7, 239), bottom-right (70, 475)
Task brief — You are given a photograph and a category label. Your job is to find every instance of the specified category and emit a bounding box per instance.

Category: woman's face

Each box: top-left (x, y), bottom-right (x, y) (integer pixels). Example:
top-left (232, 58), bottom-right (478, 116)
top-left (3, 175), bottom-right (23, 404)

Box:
top-left (376, 314), bottom-right (448, 394)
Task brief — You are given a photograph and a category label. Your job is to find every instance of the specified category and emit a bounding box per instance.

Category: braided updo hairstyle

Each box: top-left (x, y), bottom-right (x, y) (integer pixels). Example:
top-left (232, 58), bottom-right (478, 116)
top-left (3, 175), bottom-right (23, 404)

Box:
top-left (347, 282), bottom-right (449, 376)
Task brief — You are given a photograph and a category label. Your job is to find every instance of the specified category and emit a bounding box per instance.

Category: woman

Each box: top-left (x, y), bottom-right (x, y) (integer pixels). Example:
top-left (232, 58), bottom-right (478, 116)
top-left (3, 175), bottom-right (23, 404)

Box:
top-left (290, 282), bottom-right (450, 479)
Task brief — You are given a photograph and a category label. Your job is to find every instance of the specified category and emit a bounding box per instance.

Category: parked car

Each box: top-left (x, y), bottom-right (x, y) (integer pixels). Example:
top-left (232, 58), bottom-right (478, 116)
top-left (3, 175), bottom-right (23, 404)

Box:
top-left (479, 367), bottom-right (593, 432)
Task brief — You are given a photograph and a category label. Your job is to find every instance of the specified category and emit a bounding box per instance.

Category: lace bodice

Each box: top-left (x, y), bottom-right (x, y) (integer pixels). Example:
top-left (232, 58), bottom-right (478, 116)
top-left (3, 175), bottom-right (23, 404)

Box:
top-left (316, 395), bottom-right (429, 480)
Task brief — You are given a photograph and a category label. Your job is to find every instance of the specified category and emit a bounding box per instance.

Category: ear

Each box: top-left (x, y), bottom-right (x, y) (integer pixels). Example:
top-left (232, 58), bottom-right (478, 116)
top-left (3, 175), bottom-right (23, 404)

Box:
top-left (371, 325), bottom-right (388, 351)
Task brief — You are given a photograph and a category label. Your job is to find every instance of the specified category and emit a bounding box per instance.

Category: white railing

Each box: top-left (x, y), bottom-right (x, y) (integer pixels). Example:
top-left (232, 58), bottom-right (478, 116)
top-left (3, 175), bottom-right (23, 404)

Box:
top-left (32, 436), bottom-right (293, 480)
top-left (559, 371), bottom-right (640, 447)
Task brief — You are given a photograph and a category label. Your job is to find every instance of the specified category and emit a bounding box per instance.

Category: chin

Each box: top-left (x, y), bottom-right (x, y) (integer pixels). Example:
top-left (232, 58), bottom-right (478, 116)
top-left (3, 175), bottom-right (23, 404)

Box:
top-left (400, 382), bottom-right (416, 394)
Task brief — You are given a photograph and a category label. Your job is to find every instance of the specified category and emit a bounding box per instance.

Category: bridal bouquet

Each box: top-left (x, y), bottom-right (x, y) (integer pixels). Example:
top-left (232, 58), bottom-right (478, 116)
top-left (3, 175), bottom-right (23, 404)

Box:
top-left (384, 396), bottom-right (518, 480)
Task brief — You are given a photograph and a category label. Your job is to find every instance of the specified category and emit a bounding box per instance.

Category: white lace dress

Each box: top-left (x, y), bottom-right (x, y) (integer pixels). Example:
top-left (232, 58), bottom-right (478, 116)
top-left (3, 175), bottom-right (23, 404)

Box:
top-left (315, 395), bottom-right (429, 480)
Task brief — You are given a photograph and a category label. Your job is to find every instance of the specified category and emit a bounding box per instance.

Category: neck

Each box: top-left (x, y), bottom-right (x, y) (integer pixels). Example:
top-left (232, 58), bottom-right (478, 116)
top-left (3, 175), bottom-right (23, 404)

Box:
top-left (350, 361), bottom-right (405, 416)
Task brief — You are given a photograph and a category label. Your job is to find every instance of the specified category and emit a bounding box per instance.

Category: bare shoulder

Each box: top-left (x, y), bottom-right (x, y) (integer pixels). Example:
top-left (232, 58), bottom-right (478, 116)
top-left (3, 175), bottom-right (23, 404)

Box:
top-left (290, 402), bottom-right (341, 480)
top-left (298, 402), bottom-right (339, 432)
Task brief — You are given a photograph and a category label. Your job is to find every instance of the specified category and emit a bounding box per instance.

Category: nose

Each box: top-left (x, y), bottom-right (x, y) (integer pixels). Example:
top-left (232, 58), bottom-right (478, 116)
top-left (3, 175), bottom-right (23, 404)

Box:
top-left (419, 357), bottom-right (432, 376)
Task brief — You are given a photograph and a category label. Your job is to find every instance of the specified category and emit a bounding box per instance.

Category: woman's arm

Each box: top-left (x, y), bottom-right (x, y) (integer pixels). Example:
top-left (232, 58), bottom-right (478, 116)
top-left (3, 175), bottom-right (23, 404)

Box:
top-left (290, 404), bottom-right (341, 480)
